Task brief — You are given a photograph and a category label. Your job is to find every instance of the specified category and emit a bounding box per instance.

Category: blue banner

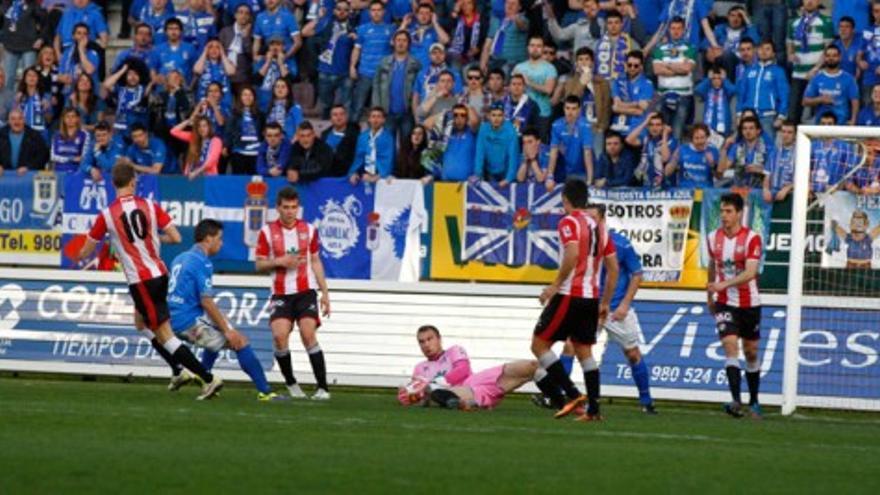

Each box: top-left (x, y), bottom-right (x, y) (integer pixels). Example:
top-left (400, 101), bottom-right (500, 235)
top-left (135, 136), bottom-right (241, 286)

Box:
top-left (60, 173), bottom-right (159, 269)
top-left (0, 171), bottom-right (64, 265)
top-left (156, 176), bottom-right (204, 266)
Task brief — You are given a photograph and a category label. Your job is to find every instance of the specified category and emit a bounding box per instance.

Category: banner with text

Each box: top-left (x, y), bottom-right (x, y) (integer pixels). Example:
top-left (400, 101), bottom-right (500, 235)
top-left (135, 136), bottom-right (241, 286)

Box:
top-left (590, 188), bottom-right (695, 282)
top-left (822, 192), bottom-right (880, 269)
top-left (0, 171), bottom-right (64, 265)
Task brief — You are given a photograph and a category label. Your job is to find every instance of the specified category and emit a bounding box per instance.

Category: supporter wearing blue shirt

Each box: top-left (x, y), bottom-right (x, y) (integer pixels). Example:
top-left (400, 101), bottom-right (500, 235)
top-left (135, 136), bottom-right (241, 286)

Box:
top-left (834, 17), bottom-right (862, 78)
top-left (516, 128), bottom-right (549, 183)
top-left (58, 24), bottom-right (100, 95)
top-left (594, 132), bottom-right (638, 188)
top-left (309, 0), bottom-right (355, 118)
top-left (625, 113), bottom-right (678, 189)
top-left (811, 114), bottom-right (856, 193)
top-left (413, 45), bottom-right (462, 103)
top-left (834, 0), bottom-right (870, 35)
top-left (804, 47), bottom-right (860, 125)
top-left (859, 7), bottom-right (880, 104)
top-left (655, 0), bottom-right (712, 47)
top-left (669, 125), bottom-right (718, 189)
top-left (193, 40), bottom-right (235, 105)
top-left (402, 3), bottom-right (449, 69)
top-left (473, 103), bottom-right (519, 184)
top-left (177, 3), bottom-right (216, 52)
top-left (112, 24), bottom-right (161, 76)
top-left (857, 84), bottom-right (880, 125)
top-left (168, 220), bottom-right (278, 400)
top-left (719, 115), bottom-right (773, 189)
top-left (101, 63), bottom-right (150, 140)
top-left (548, 96), bottom-right (593, 184)
top-left (501, 73), bottom-right (538, 137)
top-left (80, 122), bottom-right (123, 177)
top-left (256, 122), bottom-right (291, 176)
top-left (435, 107), bottom-right (476, 181)
top-left (610, 51), bottom-right (654, 135)
top-left (736, 40), bottom-right (789, 138)
top-left (349, 107), bottom-right (395, 180)
top-left (695, 66), bottom-right (736, 139)
top-left (155, 18), bottom-right (198, 83)
top-left (224, 0), bottom-right (262, 25)
top-left (387, 0), bottom-right (412, 21)
top-left (350, 1), bottom-right (395, 121)
top-left (134, 0), bottom-right (176, 45)
top-left (55, 0), bottom-right (109, 51)
top-left (253, 0), bottom-right (302, 76)
top-left (763, 121), bottom-right (796, 203)
top-left (705, 6), bottom-right (759, 78)
top-left (50, 109), bottom-right (91, 173)
top-left (121, 123), bottom-right (168, 174)
top-left (262, 78), bottom-right (302, 139)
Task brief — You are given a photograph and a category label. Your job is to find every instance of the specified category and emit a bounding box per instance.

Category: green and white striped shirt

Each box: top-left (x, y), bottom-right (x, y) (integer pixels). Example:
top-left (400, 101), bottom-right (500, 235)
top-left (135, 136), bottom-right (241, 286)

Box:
top-left (788, 12), bottom-right (833, 80)
top-left (651, 41), bottom-right (695, 95)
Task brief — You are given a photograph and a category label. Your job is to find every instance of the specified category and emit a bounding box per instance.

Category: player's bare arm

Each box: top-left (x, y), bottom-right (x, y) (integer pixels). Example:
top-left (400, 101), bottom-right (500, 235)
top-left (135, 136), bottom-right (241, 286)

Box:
top-left (311, 252), bottom-right (331, 317)
top-left (73, 237), bottom-right (99, 263)
top-left (708, 258), bottom-right (759, 294)
top-left (201, 295), bottom-right (246, 350)
top-left (541, 242), bottom-right (578, 305)
top-left (159, 224), bottom-right (182, 244)
top-left (706, 262), bottom-right (717, 315)
top-left (599, 253), bottom-right (619, 322)
top-left (612, 271), bottom-right (641, 321)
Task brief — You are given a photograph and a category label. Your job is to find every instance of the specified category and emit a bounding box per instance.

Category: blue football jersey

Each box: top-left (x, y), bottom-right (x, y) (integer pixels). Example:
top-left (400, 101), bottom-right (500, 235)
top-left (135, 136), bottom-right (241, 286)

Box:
top-left (168, 245), bottom-right (214, 332)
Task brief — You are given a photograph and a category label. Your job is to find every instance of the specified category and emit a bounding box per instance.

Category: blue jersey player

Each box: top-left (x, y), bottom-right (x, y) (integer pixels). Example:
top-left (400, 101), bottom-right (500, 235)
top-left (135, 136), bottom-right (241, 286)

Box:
top-left (167, 219), bottom-right (285, 401)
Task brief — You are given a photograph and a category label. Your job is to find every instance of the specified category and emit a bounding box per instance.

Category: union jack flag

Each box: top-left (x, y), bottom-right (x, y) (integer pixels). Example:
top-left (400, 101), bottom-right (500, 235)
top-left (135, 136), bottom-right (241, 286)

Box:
top-left (462, 182), bottom-right (564, 267)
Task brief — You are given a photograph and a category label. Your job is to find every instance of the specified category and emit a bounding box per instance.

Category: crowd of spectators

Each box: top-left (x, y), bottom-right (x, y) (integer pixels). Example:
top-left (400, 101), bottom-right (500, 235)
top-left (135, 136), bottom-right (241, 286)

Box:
top-left (0, 0), bottom-right (876, 201)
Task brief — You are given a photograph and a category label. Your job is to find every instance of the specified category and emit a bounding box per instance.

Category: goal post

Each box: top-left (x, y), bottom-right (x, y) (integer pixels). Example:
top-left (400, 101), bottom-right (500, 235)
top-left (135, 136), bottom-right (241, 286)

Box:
top-left (783, 125), bottom-right (880, 415)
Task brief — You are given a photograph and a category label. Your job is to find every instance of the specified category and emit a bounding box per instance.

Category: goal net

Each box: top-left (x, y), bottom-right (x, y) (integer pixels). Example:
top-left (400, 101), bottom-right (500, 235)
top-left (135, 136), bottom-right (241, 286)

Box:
top-left (783, 126), bottom-right (880, 414)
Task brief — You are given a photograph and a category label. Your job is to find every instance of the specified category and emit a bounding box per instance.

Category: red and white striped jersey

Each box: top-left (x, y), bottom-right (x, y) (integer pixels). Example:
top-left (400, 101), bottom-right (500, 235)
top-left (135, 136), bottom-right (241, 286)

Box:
top-left (557, 210), bottom-right (616, 298)
top-left (88, 195), bottom-right (170, 284)
top-left (707, 227), bottom-right (762, 308)
top-left (255, 219), bottom-right (320, 295)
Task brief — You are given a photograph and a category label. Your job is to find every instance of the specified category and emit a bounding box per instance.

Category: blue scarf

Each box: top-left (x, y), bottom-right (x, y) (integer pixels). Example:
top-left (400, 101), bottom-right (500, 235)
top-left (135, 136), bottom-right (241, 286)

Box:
top-left (490, 19), bottom-right (510, 58)
top-left (449, 14), bottom-right (481, 56)
top-left (198, 61), bottom-right (228, 100)
top-left (703, 87), bottom-right (726, 134)
top-left (596, 34), bottom-right (628, 79)
top-left (115, 85), bottom-right (144, 129)
top-left (796, 11), bottom-right (818, 52)
top-left (261, 61), bottom-right (281, 92)
top-left (22, 94), bottom-right (45, 130)
top-left (199, 139), bottom-right (211, 166)
top-left (5, 0), bottom-right (24, 25)
top-left (268, 101), bottom-right (287, 125)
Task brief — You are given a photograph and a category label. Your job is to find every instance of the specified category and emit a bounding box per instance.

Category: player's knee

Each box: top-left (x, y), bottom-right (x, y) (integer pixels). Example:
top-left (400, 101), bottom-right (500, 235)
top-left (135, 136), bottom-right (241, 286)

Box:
top-left (624, 347), bottom-right (641, 364)
top-left (530, 337), bottom-right (549, 356)
top-left (272, 333), bottom-right (288, 350)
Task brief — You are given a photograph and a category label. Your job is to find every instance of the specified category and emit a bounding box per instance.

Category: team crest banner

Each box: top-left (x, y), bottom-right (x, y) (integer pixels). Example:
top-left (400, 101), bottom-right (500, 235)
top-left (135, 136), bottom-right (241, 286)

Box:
top-left (589, 188), bottom-right (695, 282)
top-left (0, 171), bottom-right (64, 265)
top-left (822, 192), bottom-right (880, 269)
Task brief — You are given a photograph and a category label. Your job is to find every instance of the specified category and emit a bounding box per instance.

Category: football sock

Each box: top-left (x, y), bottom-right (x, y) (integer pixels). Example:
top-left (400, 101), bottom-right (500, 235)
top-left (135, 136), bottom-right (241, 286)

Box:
top-left (201, 349), bottom-right (220, 371)
top-left (538, 350), bottom-right (581, 401)
top-left (746, 360), bottom-right (760, 406)
top-left (535, 370), bottom-right (565, 409)
top-left (307, 344), bottom-right (328, 390)
top-left (725, 358), bottom-right (742, 404)
top-left (237, 345), bottom-right (271, 394)
top-left (630, 358), bottom-right (653, 406)
top-left (164, 337), bottom-right (213, 383)
top-left (581, 357), bottom-right (600, 415)
top-left (559, 354), bottom-right (574, 376)
top-left (274, 349), bottom-right (297, 386)
top-left (150, 337), bottom-right (182, 376)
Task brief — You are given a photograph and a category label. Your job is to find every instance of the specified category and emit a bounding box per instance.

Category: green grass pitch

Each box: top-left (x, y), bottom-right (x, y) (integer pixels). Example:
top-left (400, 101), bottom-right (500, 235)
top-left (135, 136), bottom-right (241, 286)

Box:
top-left (2, 375), bottom-right (879, 494)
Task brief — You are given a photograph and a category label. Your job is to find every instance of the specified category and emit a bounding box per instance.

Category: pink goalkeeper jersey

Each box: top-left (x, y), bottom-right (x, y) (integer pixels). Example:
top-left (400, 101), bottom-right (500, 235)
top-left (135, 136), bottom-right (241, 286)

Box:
top-left (411, 345), bottom-right (472, 385)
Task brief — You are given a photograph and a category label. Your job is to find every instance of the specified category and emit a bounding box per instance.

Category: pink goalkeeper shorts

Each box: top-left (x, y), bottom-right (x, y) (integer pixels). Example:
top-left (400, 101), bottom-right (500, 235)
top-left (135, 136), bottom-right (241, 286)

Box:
top-left (463, 365), bottom-right (505, 409)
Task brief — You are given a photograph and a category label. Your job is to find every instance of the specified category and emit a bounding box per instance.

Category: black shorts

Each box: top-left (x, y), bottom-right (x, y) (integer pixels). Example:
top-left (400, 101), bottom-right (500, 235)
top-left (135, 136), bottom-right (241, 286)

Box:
top-left (714, 304), bottom-right (761, 341)
top-left (129, 275), bottom-right (170, 330)
top-left (533, 294), bottom-right (599, 345)
top-left (270, 290), bottom-right (321, 326)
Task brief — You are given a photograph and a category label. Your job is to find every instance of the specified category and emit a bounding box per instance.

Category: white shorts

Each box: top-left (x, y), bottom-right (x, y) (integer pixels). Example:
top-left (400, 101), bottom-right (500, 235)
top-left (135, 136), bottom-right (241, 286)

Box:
top-left (602, 308), bottom-right (642, 351)
top-left (178, 316), bottom-right (227, 352)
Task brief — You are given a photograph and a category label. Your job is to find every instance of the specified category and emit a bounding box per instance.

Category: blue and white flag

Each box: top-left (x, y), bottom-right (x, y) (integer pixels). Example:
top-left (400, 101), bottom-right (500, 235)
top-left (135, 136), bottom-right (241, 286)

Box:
top-left (462, 182), bottom-right (564, 267)
top-left (202, 177), bottom-right (427, 280)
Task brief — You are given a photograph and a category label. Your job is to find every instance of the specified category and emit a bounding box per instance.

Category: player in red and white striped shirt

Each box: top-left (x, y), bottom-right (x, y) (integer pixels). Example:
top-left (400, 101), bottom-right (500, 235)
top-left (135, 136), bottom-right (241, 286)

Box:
top-left (255, 186), bottom-right (331, 400)
top-left (530, 179), bottom-right (619, 421)
top-left (73, 162), bottom-right (223, 400)
top-left (706, 193), bottom-right (763, 419)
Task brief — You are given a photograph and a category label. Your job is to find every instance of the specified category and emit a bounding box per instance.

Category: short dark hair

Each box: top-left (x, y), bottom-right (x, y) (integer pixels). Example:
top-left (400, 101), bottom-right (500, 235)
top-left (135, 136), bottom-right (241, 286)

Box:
top-left (165, 17), bottom-right (183, 30)
top-left (839, 15), bottom-right (856, 27)
top-left (94, 121), bottom-right (112, 132)
top-left (276, 186), bottom-right (299, 205)
top-left (575, 47), bottom-right (594, 61)
top-left (739, 115), bottom-right (761, 132)
top-left (111, 162), bottom-right (136, 189)
top-left (781, 120), bottom-right (798, 131)
top-left (759, 38), bottom-right (775, 49)
top-left (510, 73), bottom-right (526, 84)
top-left (134, 23), bottom-right (152, 35)
top-left (562, 179), bottom-right (589, 208)
top-left (819, 111), bottom-right (838, 124)
top-left (563, 94), bottom-right (581, 107)
top-left (690, 123), bottom-right (709, 138)
top-left (521, 126), bottom-right (540, 140)
top-left (739, 36), bottom-right (755, 47)
top-left (488, 67), bottom-right (505, 80)
top-left (194, 219), bottom-right (223, 243)
top-left (73, 22), bottom-right (90, 34)
top-left (298, 120), bottom-right (314, 132)
top-left (416, 325), bottom-right (440, 338)
top-left (605, 130), bottom-right (623, 143)
top-left (605, 9), bottom-right (622, 21)
top-left (586, 203), bottom-right (606, 219)
top-left (130, 122), bottom-right (147, 134)
top-left (393, 30), bottom-right (411, 43)
top-left (265, 122), bottom-right (283, 133)
top-left (720, 193), bottom-right (744, 212)
top-left (438, 69), bottom-right (455, 80)
top-left (370, 106), bottom-right (386, 117)
top-left (670, 15), bottom-right (685, 26)
top-left (626, 50), bottom-right (644, 63)
top-left (707, 64), bottom-right (725, 75)
top-left (369, 0), bottom-right (384, 8)
top-left (528, 34), bottom-right (545, 45)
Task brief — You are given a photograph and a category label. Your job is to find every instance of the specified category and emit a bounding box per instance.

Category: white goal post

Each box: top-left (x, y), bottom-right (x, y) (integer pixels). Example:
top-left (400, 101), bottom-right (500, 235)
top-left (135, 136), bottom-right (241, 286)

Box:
top-left (783, 125), bottom-right (880, 415)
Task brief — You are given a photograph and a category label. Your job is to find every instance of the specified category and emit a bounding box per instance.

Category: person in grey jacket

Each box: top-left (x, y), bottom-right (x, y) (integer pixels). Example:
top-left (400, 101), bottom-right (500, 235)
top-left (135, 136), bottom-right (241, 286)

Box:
top-left (371, 30), bottom-right (421, 148)
top-left (544, 0), bottom-right (604, 54)
top-left (0, 0), bottom-right (46, 91)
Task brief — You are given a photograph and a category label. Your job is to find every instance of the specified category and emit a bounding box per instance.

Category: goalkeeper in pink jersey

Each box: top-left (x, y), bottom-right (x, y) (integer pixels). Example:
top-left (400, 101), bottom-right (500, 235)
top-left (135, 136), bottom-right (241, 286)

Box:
top-left (398, 325), bottom-right (562, 410)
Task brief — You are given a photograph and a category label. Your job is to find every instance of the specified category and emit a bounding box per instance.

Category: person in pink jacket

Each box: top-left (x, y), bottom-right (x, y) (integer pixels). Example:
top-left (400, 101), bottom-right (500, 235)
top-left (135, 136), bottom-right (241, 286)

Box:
top-left (171, 113), bottom-right (223, 179)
